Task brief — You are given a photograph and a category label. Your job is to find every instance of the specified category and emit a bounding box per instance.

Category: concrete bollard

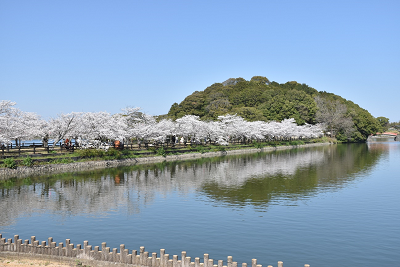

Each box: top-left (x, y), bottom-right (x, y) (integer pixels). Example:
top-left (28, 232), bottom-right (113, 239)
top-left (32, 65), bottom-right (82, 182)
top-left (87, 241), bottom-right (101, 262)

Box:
top-left (16, 239), bottom-right (22, 252)
top-left (181, 252), bottom-right (187, 267)
top-left (164, 253), bottom-right (170, 267)
top-left (126, 250), bottom-right (132, 264)
top-left (186, 256), bottom-right (191, 267)
top-left (136, 254), bottom-right (141, 265)
top-left (93, 246), bottom-right (100, 260)
top-left (132, 250), bottom-right (138, 265)
top-left (14, 235), bottom-right (19, 247)
top-left (112, 248), bottom-right (118, 262)
top-left (173, 254), bottom-right (178, 267)
top-left (33, 240), bottom-right (39, 254)
top-left (0, 237), bottom-right (5, 252)
top-left (153, 252), bottom-right (159, 267)
top-left (23, 240), bottom-right (29, 253)
top-left (160, 249), bottom-right (166, 267)
top-left (41, 241), bottom-right (46, 254)
top-left (0, 234), bottom-right (309, 267)
top-left (227, 256), bottom-right (233, 267)
top-left (204, 254), bottom-right (209, 267)
top-left (208, 258), bottom-right (213, 267)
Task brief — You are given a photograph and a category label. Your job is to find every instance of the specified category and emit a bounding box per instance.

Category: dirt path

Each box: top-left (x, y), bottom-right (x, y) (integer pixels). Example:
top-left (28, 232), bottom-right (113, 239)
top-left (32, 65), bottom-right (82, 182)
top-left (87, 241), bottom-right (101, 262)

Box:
top-left (0, 256), bottom-right (74, 266)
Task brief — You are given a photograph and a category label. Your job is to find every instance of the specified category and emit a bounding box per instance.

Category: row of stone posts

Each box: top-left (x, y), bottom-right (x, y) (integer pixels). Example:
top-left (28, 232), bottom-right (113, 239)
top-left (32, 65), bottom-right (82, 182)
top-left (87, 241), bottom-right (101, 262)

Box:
top-left (0, 234), bottom-right (310, 267)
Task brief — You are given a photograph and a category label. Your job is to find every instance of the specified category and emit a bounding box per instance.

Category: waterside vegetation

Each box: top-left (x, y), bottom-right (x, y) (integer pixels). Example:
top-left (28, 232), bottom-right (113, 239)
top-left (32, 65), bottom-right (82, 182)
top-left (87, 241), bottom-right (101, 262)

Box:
top-left (0, 137), bottom-right (335, 170)
top-left (167, 76), bottom-right (384, 142)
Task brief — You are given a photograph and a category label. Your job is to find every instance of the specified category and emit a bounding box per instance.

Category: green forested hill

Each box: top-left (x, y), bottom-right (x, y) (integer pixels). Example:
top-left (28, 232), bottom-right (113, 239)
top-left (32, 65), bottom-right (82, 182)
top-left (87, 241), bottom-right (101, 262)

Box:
top-left (167, 76), bottom-right (381, 142)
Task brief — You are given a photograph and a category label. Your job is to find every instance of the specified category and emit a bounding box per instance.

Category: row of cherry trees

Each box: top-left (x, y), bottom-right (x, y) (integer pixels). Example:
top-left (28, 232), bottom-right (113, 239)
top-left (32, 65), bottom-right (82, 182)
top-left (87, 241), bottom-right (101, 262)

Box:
top-left (0, 100), bottom-right (325, 148)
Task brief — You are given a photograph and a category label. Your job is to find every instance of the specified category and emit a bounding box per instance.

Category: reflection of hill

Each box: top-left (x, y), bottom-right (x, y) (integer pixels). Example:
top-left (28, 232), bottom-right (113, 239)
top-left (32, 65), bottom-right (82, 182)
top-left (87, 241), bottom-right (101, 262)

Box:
top-left (0, 144), bottom-right (384, 226)
top-left (200, 144), bottom-right (384, 208)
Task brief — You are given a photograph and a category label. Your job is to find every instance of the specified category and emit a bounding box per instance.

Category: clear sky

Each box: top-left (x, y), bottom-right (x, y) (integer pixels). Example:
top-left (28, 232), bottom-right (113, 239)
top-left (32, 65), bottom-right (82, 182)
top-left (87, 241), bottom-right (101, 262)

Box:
top-left (1, 0), bottom-right (399, 122)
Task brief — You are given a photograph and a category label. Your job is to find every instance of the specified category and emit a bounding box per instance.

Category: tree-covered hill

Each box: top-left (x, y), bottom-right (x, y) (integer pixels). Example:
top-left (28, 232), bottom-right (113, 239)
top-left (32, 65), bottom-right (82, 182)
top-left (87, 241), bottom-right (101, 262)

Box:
top-left (167, 76), bottom-right (381, 142)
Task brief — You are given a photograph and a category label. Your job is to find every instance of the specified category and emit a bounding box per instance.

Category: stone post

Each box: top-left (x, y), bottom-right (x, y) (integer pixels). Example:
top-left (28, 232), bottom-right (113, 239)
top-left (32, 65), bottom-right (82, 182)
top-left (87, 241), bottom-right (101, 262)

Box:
top-left (112, 248), bottom-right (118, 262)
top-left (181, 252), bottom-right (187, 267)
top-left (101, 242), bottom-right (107, 261)
top-left (227, 256), bottom-right (233, 267)
top-left (208, 258), bottom-right (213, 267)
top-left (278, 261), bottom-right (283, 267)
top-left (173, 254), bottom-right (178, 267)
top-left (131, 250), bottom-right (137, 265)
top-left (16, 239), bottom-right (22, 252)
top-left (204, 254), bottom-right (209, 267)
top-left (119, 244), bottom-right (126, 263)
top-left (186, 257), bottom-right (191, 267)
top-left (140, 246), bottom-right (145, 265)
top-left (160, 249), bottom-right (166, 267)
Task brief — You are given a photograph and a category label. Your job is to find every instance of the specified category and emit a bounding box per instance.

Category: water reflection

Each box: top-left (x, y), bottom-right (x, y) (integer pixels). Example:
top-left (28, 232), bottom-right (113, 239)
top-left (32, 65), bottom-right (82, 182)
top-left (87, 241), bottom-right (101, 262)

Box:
top-left (0, 144), bottom-right (384, 226)
top-left (201, 144), bottom-right (383, 208)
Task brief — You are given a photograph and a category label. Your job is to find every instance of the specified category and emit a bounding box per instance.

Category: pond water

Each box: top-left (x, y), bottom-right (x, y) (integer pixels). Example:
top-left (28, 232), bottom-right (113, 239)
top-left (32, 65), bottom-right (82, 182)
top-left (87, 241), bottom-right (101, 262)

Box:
top-left (1, 141), bottom-right (399, 267)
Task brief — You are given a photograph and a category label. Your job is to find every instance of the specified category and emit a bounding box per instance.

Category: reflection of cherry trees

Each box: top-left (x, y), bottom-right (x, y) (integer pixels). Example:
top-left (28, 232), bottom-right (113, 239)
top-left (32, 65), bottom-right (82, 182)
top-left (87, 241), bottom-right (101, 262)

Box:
top-left (0, 100), bottom-right (325, 146)
top-left (0, 146), bottom-right (329, 226)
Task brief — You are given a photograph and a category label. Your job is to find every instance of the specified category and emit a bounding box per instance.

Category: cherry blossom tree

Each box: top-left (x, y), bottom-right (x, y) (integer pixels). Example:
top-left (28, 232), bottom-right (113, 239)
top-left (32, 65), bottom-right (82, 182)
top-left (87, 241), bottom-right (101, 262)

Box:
top-left (0, 100), bottom-right (47, 146)
top-left (1, 100), bottom-right (326, 149)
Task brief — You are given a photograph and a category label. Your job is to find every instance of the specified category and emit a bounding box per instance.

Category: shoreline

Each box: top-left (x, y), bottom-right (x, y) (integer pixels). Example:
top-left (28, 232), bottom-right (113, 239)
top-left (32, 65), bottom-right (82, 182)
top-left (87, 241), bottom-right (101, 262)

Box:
top-left (0, 142), bottom-right (332, 180)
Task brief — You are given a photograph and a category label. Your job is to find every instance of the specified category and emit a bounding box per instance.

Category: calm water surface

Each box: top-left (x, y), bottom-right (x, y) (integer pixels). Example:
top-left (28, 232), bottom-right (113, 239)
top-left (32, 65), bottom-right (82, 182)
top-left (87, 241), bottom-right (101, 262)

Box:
top-left (1, 142), bottom-right (399, 267)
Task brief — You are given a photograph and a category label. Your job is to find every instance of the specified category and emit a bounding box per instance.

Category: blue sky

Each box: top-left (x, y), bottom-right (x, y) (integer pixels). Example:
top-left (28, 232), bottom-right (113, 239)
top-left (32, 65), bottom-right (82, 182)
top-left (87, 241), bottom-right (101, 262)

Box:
top-left (1, 0), bottom-right (399, 122)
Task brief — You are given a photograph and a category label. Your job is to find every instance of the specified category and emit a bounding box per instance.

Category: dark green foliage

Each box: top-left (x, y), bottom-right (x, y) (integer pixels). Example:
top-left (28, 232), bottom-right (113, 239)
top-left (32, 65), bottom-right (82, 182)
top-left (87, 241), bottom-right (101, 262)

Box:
top-left (4, 158), bottom-right (17, 169)
top-left (167, 77), bottom-right (318, 124)
top-left (196, 146), bottom-right (207, 154)
top-left (376, 117), bottom-right (389, 132)
top-left (167, 76), bottom-right (380, 142)
top-left (104, 148), bottom-right (123, 160)
top-left (156, 147), bottom-right (167, 157)
top-left (252, 141), bottom-right (264, 149)
top-left (50, 158), bottom-right (75, 164)
top-left (22, 156), bottom-right (33, 167)
top-left (76, 149), bottom-right (105, 158)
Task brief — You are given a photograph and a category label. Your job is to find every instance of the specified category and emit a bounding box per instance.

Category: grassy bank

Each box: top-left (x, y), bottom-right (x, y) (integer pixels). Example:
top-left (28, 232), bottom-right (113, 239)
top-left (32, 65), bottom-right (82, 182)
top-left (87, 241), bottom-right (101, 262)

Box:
top-left (0, 137), bottom-right (336, 170)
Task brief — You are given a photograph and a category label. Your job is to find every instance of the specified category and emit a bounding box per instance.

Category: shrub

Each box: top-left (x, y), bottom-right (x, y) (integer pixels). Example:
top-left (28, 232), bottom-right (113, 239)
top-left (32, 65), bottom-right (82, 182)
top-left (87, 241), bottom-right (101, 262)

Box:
top-left (196, 146), bottom-right (207, 154)
top-left (50, 158), bottom-right (74, 164)
top-left (4, 158), bottom-right (17, 169)
top-left (252, 141), bottom-right (264, 149)
top-left (76, 149), bottom-right (105, 158)
top-left (105, 148), bottom-right (122, 160)
top-left (22, 156), bottom-right (34, 167)
top-left (156, 147), bottom-right (167, 157)
top-left (217, 146), bottom-right (226, 152)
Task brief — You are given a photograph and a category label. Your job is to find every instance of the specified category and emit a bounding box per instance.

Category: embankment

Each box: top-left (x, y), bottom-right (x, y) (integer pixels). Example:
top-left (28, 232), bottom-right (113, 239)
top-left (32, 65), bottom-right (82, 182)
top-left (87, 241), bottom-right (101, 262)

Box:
top-left (0, 142), bottom-right (331, 180)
